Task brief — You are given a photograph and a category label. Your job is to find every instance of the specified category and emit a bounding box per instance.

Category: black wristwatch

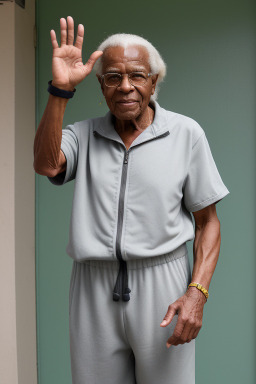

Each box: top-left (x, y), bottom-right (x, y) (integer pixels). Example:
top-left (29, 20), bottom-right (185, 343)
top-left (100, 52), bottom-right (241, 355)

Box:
top-left (47, 80), bottom-right (76, 99)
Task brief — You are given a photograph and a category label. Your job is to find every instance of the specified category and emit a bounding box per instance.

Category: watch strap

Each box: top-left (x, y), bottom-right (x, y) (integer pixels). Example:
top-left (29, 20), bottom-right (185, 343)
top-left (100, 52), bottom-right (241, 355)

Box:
top-left (47, 80), bottom-right (76, 99)
top-left (188, 282), bottom-right (209, 301)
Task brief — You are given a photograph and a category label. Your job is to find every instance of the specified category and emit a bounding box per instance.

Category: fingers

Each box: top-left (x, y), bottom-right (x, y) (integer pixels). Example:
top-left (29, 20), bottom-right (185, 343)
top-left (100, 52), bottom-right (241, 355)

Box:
top-left (166, 315), bottom-right (202, 347)
top-left (187, 327), bottom-right (196, 342)
top-left (50, 29), bottom-right (59, 49)
top-left (67, 16), bottom-right (74, 45)
top-left (60, 17), bottom-right (67, 46)
top-left (82, 50), bottom-right (104, 76)
top-left (74, 24), bottom-right (84, 50)
top-left (175, 320), bottom-right (193, 345)
top-left (191, 326), bottom-right (201, 340)
top-left (160, 304), bottom-right (179, 327)
top-left (58, 17), bottom-right (84, 50)
top-left (186, 317), bottom-right (202, 342)
top-left (166, 315), bottom-right (186, 347)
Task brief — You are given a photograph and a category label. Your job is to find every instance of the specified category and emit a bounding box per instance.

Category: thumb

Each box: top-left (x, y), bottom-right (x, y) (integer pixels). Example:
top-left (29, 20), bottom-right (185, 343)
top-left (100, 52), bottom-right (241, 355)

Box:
top-left (82, 50), bottom-right (103, 77)
top-left (160, 305), bottom-right (178, 327)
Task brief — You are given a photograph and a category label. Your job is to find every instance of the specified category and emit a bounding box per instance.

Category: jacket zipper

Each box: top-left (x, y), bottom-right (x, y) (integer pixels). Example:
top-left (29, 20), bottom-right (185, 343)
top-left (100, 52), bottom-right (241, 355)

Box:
top-left (93, 129), bottom-right (170, 267)
top-left (115, 148), bottom-right (130, 296)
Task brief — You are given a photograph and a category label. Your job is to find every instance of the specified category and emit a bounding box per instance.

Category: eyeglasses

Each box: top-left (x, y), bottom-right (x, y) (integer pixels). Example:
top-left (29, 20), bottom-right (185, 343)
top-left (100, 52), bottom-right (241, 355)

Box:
top-left (100, 72), bottom-right (154, 88)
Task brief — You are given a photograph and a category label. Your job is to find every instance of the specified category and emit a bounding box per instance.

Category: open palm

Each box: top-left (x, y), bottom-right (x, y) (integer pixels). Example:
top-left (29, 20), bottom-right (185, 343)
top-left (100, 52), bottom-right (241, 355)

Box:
top-left (50, 16), bottom-right (103, 91)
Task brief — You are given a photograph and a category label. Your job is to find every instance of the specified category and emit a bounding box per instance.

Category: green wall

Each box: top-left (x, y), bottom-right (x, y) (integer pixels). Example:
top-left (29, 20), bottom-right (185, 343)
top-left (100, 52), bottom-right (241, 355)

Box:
top-left (35, 0), bottom-right (256, 383)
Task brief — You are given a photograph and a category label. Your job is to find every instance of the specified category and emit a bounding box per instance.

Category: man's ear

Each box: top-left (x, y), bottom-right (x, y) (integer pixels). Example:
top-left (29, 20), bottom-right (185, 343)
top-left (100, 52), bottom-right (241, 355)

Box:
top-left (96, 74), bottom-right (105, 94)
top-left (151, 74), bottom-right (158, 95)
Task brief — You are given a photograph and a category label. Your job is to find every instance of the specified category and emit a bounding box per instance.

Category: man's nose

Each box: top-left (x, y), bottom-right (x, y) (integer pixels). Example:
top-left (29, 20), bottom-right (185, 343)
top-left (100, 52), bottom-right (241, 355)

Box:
top-left (117, 74), bottom-right (134, 92)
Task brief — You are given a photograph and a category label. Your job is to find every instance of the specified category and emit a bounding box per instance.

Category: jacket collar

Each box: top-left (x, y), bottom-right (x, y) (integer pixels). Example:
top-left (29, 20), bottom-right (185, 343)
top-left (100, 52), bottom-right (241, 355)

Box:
top-left (93, 100), bottom-right (169, 149)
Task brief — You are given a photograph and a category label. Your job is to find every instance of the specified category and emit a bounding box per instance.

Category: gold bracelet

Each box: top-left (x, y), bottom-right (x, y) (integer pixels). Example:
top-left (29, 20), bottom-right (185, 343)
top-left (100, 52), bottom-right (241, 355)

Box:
top-left (188, 282), bottom-right (209, 301)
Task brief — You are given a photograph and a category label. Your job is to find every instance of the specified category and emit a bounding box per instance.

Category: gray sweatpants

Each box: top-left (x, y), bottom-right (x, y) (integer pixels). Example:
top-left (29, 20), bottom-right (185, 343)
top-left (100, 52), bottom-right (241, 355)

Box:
top-left (69, 243), bottom-right (195, 384)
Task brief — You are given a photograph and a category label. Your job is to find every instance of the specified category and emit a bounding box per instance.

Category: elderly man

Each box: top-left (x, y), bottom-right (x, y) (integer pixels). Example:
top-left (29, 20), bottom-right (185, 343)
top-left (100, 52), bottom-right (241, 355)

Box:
top-left (33, 16), bottom-right (230, 384)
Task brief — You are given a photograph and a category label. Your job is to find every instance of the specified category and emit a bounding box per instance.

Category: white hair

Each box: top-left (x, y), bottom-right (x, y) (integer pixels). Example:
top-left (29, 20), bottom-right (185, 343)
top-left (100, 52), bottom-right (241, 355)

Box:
top-left (93, 33), bottom-right (167, 101)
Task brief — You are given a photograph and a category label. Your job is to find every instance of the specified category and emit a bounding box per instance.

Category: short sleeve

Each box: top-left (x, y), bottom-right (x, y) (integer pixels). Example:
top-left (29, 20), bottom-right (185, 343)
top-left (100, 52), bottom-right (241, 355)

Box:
top-left (183, 132), bottom-right (230, 212)
top-left (47, 124), bottom-right (79, 186)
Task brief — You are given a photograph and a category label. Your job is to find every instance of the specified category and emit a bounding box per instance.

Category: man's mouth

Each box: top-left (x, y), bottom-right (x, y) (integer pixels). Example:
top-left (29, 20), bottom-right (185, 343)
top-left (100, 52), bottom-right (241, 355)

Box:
top-left (116, 100), bottom-right (138, 106)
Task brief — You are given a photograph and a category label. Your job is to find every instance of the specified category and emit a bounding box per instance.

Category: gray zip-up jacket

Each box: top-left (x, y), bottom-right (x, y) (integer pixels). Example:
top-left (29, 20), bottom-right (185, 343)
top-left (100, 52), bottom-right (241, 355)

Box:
top-left (48, 100), bottom-right (230, 301)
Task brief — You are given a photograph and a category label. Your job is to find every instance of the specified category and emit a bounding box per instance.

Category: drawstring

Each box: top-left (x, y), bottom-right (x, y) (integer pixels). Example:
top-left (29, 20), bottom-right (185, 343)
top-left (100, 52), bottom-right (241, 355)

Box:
top-left (113, 259), bottom-right (131, 302)
top-left (122, 261), bottom-right (131, 301)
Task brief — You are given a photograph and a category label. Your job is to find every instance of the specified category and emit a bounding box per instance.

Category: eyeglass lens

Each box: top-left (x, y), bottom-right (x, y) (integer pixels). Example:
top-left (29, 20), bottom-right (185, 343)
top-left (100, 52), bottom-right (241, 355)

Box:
top-left (104, 72), bottom-right (149, 87)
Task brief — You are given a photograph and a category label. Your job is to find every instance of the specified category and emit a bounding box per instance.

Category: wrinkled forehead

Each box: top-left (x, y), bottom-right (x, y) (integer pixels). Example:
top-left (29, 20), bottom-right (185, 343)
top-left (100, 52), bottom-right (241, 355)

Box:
top-left (101, 45), bottom-right (150, 72)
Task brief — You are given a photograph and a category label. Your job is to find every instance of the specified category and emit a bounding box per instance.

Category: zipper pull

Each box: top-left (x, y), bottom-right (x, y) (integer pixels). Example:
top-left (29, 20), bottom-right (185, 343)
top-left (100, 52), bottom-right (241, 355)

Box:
top-left (124, 150), bottom-right (130, 164)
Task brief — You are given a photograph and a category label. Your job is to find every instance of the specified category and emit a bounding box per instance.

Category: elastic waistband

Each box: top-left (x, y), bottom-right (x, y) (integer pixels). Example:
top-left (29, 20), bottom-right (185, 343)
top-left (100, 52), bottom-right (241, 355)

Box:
top-left (81, 243), bottom-right (188, 270)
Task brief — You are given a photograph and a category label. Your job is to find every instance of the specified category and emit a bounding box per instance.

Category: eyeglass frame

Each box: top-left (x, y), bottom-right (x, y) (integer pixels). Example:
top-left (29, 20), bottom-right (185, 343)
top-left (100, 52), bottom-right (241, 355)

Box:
top-left (99, 71), bottom-right (155, 88)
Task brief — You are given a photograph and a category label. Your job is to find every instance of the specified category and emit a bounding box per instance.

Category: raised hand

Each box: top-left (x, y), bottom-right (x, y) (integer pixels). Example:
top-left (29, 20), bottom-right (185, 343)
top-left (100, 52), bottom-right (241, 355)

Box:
top-left (50, 16), bottom-right (103, 91)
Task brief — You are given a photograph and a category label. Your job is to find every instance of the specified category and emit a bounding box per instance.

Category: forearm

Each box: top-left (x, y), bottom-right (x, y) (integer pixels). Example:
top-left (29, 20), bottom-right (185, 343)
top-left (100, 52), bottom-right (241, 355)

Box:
top-left (189, 218), bottom-right (221, 292)
top-left (33, 94), bottom-right (69, 174)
